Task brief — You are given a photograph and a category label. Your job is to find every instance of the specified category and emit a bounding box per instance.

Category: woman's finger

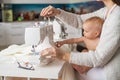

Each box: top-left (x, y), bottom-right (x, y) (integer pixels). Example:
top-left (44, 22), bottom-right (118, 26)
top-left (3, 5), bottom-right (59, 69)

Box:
top-left (40, 8), bottom-right (46, 16)
top-left (41, 47), bottom-right (56, 56)
top-left (40, 50), bottom-right (48, 56)
top-left (45, 52), bottom-right (56, 58)
top-left (42, 6), bottom-right (52, 16)
top-left (40, 5), bottom-right (53, 16)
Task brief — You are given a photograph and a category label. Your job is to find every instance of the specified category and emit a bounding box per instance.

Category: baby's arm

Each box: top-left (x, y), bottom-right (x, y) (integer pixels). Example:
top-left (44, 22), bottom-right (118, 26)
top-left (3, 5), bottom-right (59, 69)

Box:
top-left (55, 37), bottom-right (84, 47)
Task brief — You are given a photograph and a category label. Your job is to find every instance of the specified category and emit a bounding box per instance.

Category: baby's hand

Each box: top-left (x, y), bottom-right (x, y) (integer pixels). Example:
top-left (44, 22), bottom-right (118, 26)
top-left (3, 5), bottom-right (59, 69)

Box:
top-left (55, 41), bottom-right (63, 48)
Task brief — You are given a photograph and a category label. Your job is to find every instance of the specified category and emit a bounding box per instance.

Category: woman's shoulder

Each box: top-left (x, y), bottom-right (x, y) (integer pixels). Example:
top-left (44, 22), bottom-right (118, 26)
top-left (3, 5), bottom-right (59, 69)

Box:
top-left (110, 5), bottom-right (120, 17)
top-left (115, 5), bottom-right (120, 12)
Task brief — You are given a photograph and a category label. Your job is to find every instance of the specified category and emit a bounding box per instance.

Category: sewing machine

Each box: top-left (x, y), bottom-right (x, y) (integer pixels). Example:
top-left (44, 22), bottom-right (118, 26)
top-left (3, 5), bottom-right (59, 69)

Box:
top-left (25, 18), bottom-right (69, 52)
top-left (25, 22), bottom-right (53, 46)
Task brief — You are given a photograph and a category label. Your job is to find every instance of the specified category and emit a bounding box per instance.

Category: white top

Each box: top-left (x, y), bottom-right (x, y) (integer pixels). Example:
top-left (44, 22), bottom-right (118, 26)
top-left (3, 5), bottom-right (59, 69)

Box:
top-left (56, 5), bottom-right (120, 80)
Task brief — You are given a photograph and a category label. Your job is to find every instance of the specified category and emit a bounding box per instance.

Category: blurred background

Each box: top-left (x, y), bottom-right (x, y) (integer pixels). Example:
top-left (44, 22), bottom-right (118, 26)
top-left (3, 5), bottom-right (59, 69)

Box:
top-left (0, 0), bottom-right (104, 50)
top-left (0, 0), bottom-right (104, 22)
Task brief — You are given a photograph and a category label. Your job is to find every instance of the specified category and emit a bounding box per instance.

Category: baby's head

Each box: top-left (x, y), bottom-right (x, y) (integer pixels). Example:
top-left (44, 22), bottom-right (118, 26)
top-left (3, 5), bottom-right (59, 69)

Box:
top-left (83, 16), bottom-right (104, 39)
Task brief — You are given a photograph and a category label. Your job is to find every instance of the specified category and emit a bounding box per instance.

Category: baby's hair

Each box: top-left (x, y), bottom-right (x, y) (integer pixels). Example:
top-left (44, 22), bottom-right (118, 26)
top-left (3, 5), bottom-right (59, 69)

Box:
top-left (84, 16), bottom-right (104, 31)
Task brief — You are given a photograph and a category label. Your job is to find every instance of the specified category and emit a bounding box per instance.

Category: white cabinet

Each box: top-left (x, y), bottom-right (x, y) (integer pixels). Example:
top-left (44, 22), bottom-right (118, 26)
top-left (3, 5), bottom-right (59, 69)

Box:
top-left (0, 22), bottom-right (35, 46)
top-left (6, 23), bottom-right (25, 45)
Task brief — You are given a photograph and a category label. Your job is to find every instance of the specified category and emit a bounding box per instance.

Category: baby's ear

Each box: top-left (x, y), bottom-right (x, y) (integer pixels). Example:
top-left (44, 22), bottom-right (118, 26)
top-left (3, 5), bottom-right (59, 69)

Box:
top-left (95, 31), bottom-right (100, 37)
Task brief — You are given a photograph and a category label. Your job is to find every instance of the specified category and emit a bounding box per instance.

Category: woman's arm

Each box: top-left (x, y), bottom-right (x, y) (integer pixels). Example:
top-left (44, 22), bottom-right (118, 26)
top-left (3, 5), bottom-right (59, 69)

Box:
top-left (56, 7), bottom-right (106, 29)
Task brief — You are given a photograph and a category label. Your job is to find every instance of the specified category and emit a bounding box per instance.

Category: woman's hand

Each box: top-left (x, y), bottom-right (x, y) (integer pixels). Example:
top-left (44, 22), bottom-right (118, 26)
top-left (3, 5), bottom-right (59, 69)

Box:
top-left (40, 47), bottom-right (56, 58)
top-left (40, 47), bottom-right (70, 61)
top-left (40, 5), bottom-right (61, 17)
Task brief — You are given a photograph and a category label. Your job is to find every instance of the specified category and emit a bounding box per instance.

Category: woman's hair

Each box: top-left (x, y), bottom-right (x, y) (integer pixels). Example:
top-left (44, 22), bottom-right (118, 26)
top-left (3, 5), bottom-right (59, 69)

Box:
top-left (112, 0), bottom-right (120, 6)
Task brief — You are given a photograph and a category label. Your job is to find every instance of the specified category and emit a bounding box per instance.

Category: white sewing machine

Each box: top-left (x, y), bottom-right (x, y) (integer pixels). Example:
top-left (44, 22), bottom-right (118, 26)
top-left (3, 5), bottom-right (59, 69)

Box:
top-left (24, 20), bottom-right (56, 66)
top-left (25, 22), bottom-right (54, 46)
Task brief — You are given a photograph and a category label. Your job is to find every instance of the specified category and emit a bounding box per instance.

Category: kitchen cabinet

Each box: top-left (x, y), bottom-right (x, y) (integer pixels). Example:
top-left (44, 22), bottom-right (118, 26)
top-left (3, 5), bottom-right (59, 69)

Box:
top-left (0, 22), bottom-right (35, 46)
top-left (6, 23), bottom-right (25, 45)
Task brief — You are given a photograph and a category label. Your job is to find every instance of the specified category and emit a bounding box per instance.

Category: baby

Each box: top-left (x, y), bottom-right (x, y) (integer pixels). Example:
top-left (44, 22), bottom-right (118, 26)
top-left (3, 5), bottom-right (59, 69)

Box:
top-left (55, 16), bottom-right (104, 74)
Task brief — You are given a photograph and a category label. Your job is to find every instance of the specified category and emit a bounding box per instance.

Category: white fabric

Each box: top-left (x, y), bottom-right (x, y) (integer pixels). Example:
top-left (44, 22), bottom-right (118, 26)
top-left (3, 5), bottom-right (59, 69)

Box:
top-left (0, 44), bottom-right (32, 56)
